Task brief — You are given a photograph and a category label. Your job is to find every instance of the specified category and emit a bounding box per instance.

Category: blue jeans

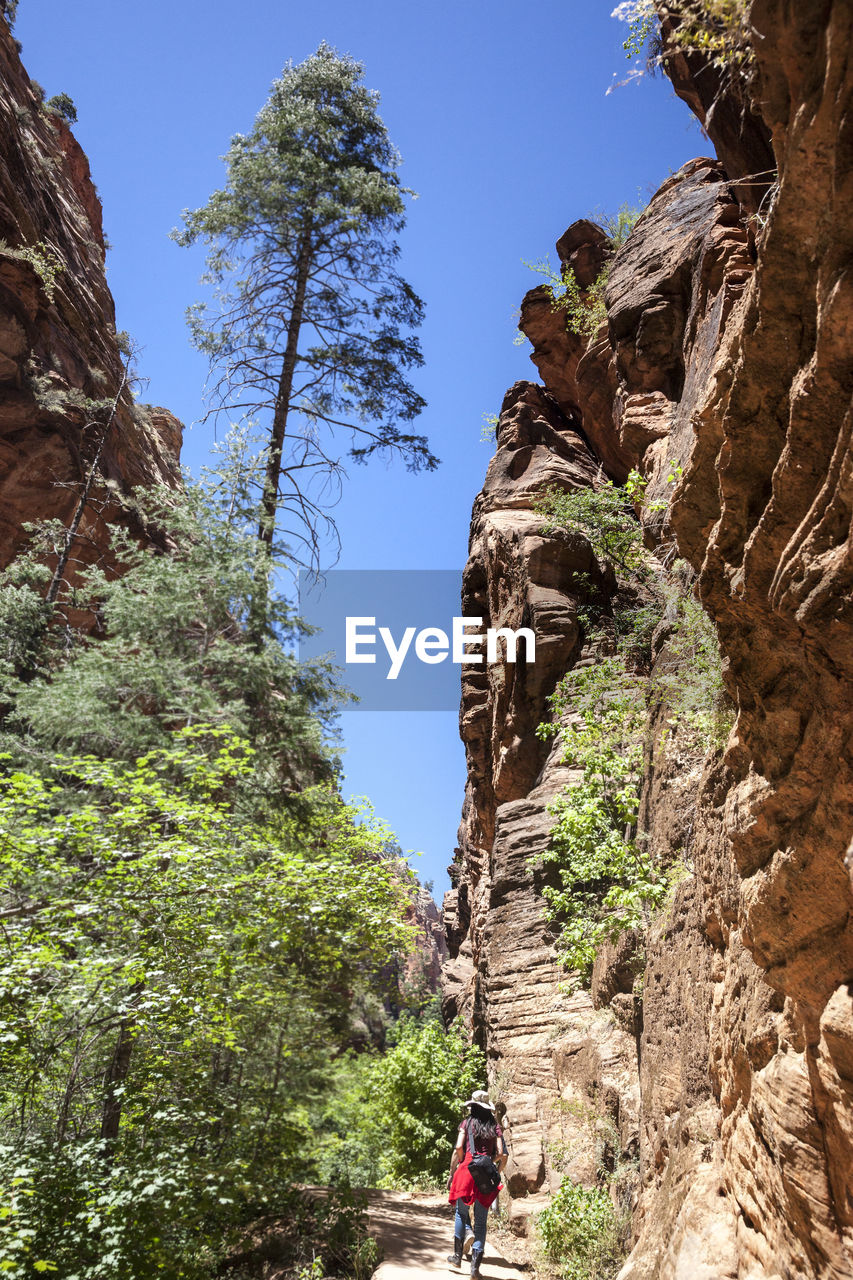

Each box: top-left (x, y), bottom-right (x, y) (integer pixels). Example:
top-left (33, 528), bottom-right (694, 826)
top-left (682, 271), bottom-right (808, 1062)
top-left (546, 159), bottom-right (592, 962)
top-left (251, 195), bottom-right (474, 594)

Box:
top-left (455, 1197), bottom-right (488, 1252)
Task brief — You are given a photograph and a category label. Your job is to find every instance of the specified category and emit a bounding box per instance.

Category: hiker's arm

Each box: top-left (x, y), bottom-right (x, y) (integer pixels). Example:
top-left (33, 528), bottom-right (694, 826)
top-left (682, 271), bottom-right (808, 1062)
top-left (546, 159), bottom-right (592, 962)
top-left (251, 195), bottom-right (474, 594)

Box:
top-left (448, 1133), bottom-right (465, 1186)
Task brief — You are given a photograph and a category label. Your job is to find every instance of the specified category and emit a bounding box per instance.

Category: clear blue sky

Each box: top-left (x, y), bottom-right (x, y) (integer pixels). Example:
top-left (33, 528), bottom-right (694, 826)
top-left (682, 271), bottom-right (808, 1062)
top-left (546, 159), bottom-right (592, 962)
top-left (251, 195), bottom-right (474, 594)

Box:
top-left (17, 0), bottom-right (703, 894)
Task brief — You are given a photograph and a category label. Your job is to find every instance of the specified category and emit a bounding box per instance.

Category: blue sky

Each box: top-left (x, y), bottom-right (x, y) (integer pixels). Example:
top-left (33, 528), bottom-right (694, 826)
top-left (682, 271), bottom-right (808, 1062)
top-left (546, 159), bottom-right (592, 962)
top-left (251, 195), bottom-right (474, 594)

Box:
top-left (17, 0), bottom-right (703, 893)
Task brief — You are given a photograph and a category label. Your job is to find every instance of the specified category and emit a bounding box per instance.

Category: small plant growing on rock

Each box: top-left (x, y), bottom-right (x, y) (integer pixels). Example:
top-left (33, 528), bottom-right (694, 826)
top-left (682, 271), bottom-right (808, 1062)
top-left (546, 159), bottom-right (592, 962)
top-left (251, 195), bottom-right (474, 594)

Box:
top-left (480, 411), bottom-right (499, 443)
top-left (613, 0), bottom-right (752, 73)
top-left (525, 202), bottom-right (645, 342)
top-left (45, 92), bottom-right (78, 124)
top-left (531, 470), bottom-right (732, 986)
top-left (0, 239), bottom-right (64, 301)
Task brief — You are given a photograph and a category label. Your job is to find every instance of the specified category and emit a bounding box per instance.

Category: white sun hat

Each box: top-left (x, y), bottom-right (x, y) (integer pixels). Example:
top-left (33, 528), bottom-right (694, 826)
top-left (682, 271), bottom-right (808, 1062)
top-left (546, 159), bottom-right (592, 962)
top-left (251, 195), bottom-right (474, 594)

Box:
top-left (463, 1089), bottom-right (496, 1112)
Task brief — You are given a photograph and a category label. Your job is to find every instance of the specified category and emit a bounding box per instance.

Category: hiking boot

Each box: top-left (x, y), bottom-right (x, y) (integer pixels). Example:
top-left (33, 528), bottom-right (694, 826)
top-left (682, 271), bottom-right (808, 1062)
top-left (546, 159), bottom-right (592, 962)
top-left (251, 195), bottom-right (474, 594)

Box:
top-left (447, 1235), bottom-right (464, 1268)
top-left (471, 1246), bottom-right (484, 1277)
top-left (462, 1228), bottom-right (474, 1258)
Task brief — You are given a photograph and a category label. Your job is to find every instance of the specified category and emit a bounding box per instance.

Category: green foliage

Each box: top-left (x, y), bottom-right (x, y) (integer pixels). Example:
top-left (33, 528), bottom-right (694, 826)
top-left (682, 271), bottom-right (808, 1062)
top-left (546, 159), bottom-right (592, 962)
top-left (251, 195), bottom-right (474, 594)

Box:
top-left (533, 471), bottom-right (732, 984)
top-left (525, 203), bottom-right (645, 342)
top-left (561, 268), bottom-right (609, 341)
top-left (1, 241), bottom-right (63, 301)
top-left (525, 257), bottom-right (607, 341)
top-left (0, 727), bottom-right (413, 1278)
top-left (598, 204), bottom-right (646, 249)
top-left (538, 1178), bottom-right (624, 1280)
top-left (0, 440), bottom-right (341, 811)
top-left (613, 0), bottom-right (752, 75)
top-left (536, 474), bottom-right (730, 746)
top-left (316, 1018), bottom-right (485, 1190)
top-left (536, 474), bottom-right (650, 577)
top-left (0, 0), bottom-right (18, 28)
top-left (115, 329), bottom-right (133, 357)
top-left (616, 0), bottom-right (655, 61)
top-left (536, 658), bottom-right (668, 983)
top-left (174, 43), bottom-right (436, 563)
top-left (480, 412), bottom-right (499, 444)
top-left (655, 580), bottom-right (731, 750)
top-left (371, 1019), bottom-right (484, 1186)
top-left (44, 92), bottom-right (77, 123)
top-left (668, 0), bottom-right (752, 70)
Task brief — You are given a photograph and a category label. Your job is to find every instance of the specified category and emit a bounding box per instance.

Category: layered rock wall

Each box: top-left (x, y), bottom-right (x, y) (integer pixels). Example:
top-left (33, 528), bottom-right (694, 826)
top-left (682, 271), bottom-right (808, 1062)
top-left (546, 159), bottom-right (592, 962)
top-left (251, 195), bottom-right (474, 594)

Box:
top-left (444, 4), bottom-right (853, 1275)
top-left (0, 18), bottom-right (181, 570)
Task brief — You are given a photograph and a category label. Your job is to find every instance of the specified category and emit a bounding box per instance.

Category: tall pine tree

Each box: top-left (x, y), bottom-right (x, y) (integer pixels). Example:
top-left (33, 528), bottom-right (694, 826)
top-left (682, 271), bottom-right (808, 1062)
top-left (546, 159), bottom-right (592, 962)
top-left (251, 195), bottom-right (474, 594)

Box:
top-left (175, 43), bottom-right (437, 568)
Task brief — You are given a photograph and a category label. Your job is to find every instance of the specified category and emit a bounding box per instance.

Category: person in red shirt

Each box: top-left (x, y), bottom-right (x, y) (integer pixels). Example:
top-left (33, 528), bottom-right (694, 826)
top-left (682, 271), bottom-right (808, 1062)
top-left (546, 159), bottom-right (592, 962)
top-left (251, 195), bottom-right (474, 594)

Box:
top-left (446, 1089), bottom-right (508, 1275)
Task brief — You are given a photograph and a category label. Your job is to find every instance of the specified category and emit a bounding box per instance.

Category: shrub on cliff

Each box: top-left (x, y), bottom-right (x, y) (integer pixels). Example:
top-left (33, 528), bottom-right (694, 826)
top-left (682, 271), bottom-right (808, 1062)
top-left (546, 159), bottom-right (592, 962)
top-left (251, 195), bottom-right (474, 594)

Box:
top-left (613, 0), bottom-right (753, 79)
top-left (532, 474), bottom-right (732, 984)
top-left (526, 202), bottom-right (645, 342)
top-left (44, 91), bottom-right (77, 123)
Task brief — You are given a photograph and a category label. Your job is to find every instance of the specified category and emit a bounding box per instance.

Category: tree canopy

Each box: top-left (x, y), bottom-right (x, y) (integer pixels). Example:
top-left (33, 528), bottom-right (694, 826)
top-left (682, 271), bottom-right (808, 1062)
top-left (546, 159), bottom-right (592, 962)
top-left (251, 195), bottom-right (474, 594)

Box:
top-left (0, 727), bottom-right (414, 1277)
top-left (175, 43), bottom-right (438, 565)
top-left (0, 438), bottom-right (341, 811)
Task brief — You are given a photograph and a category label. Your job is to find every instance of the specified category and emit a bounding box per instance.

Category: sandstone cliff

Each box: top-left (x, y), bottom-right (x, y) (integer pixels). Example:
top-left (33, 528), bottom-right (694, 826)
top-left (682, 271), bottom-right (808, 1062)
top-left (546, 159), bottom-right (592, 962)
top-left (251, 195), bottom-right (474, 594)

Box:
top-left (0, 17), bottom-right (181, 572)
top-left (443, 4), bottom-right (853, 1276)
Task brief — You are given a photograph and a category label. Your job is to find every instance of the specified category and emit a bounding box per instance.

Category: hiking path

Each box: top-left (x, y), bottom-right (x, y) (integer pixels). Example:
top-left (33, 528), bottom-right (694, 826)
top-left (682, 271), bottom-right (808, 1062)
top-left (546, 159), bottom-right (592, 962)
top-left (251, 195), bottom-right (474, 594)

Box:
top-left (367, 1191), bottom-right (530, 1280)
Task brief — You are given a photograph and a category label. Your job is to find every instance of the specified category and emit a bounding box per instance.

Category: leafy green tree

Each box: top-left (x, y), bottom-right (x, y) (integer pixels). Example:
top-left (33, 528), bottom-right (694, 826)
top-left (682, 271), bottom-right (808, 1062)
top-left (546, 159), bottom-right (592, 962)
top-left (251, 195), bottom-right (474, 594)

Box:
top-left (174, 44), bottom-right (438, 567)
top-left (317, 1018), bottom-right (485, 1189)
top-left (0, 726), bottom-right (414, 1277)
top-left (45, 92), bottom-right (77, 123)
top-left (372, 1018), bottom-right (484, 1186)
top-left (0, 438), bottom-right (341, 810)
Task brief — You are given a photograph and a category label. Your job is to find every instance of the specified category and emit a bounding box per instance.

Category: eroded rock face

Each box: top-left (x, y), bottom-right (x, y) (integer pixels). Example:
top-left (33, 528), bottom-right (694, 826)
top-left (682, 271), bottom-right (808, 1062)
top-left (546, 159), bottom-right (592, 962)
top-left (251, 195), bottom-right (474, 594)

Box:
top-left (444, 3), bottom-right (853, 1275)
top-left (403, 887), bottom-right (448, 995)
top-left (442, 380), bottom-right (641, 1230)
top-left (0, 19), bottom-right (181, 571)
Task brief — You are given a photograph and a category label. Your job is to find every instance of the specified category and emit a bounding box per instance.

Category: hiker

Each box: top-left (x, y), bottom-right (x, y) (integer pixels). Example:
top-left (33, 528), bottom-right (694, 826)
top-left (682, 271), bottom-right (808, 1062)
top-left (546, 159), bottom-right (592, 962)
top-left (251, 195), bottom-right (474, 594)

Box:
top-left (446, 1089), bottom-right (508, 1276)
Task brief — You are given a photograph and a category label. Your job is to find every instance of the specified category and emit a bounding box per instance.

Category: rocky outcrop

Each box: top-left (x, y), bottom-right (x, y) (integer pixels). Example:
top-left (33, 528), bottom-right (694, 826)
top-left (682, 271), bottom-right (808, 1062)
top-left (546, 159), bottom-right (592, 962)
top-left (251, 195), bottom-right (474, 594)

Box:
top-left (442, 381), bottom-right (641, 1233)
top-left (0, 18), bottom-right (181, 572)
top-left (403, 887), bottom-right (448, 995)
top-left (444, 3), bottom-right (853, 1275)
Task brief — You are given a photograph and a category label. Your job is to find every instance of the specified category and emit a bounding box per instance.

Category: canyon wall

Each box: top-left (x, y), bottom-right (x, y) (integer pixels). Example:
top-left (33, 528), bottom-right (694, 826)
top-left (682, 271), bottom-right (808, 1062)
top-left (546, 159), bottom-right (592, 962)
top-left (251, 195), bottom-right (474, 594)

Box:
top-left (443, 3), bottom-right (853, 1276)
top-left (0, 18), bottom-right (181, 570)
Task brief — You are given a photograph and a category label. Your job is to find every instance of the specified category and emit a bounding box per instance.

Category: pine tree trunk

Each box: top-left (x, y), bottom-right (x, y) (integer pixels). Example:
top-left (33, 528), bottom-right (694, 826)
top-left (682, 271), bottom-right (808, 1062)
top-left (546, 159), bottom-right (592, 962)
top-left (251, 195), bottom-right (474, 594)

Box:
top-left (258, 226), bottom-right (313, 552)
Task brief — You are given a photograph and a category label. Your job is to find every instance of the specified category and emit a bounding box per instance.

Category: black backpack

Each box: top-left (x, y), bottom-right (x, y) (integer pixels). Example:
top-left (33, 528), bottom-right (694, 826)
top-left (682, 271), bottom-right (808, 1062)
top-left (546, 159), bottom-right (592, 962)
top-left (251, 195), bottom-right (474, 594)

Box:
top-left (466, 1121), bottom-right (501, 1196)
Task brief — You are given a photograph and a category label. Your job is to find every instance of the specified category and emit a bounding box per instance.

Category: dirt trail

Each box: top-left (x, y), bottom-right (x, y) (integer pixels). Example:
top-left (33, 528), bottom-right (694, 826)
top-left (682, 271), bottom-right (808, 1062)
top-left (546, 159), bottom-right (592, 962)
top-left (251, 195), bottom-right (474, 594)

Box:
top-left (367, 1192), bottom-right (529, 1280)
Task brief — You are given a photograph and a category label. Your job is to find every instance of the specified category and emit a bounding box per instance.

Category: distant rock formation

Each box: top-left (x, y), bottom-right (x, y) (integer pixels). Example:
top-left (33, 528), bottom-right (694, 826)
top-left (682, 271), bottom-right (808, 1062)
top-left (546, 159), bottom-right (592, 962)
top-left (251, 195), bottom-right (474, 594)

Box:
top-left (404, 885), bottom-right (448, 996)
top-left (444, 3), bottom-right (853, 1274)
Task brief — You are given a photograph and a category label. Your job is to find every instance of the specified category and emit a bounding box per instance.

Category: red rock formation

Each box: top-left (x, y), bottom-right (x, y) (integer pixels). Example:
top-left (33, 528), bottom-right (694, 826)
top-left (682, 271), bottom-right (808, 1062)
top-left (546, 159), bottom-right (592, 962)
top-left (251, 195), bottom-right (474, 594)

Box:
top-left (442, 381), bottom-right (641, 1233)
top-left (403, 886), bottom-right (448, 995)
top-left (0, 18), bottom-right (181, 572)
top-left (445, 3), bottom-right (853, 1274)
